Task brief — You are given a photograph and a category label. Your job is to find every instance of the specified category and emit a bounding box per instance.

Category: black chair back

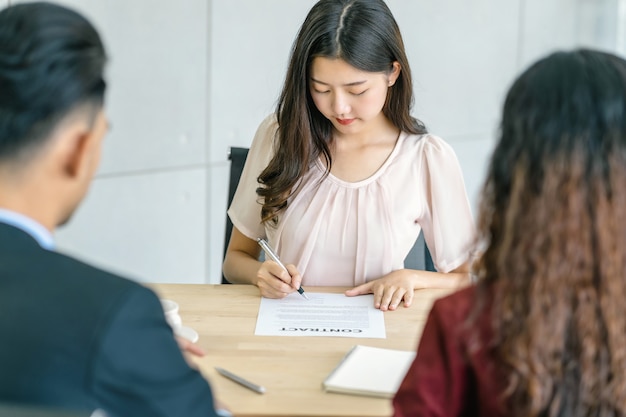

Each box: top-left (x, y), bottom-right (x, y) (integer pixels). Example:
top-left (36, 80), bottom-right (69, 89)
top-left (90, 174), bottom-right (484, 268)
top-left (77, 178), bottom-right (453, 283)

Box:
top-left (404, 231), bottom-right (436, 272)
top-left (223, 147), bottom-right (249, 284)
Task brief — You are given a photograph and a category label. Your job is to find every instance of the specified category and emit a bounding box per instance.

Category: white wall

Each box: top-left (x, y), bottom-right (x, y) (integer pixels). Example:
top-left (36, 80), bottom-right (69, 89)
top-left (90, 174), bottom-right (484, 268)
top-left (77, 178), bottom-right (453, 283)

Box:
top-left (26, 0), bottom-right (619, 284)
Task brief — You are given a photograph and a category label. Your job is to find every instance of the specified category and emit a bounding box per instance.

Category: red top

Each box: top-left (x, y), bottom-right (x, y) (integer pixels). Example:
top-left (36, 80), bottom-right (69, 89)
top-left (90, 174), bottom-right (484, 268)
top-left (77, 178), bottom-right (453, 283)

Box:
top-left (392, 286), bottom-right (508, 417)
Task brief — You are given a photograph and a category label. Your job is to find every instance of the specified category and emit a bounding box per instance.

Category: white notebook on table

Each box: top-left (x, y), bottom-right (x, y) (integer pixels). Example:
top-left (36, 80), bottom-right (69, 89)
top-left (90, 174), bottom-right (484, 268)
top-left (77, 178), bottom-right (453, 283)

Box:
top-left (322, 345), bottom-right (416, 398)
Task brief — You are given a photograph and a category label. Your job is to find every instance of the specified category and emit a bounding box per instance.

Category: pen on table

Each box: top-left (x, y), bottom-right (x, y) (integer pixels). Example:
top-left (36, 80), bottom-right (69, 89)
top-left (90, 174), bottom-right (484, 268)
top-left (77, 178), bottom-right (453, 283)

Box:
top-left (215, 367), bottom-right (266, 394)
top-left (257, 238), bottom-right (309, 300)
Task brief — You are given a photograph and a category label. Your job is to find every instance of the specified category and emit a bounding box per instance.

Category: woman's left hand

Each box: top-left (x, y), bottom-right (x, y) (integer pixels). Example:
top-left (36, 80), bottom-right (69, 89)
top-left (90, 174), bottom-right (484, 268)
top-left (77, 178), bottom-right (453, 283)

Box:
top-left (344, 262), bottom-right (472, 311)
top-left (345, 269), bottom-right (417, 311)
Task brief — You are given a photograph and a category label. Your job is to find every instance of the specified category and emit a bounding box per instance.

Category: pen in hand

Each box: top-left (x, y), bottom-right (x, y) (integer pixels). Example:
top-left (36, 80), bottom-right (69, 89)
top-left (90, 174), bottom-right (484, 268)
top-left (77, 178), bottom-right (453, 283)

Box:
top-left (257, 238), bottom-right (309, 300)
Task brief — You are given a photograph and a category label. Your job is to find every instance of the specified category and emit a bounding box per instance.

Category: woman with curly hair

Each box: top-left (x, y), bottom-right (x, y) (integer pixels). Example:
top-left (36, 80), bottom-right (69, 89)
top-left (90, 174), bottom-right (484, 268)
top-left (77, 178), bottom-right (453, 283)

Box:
top-left (393, 48), bottom-right (626, 416)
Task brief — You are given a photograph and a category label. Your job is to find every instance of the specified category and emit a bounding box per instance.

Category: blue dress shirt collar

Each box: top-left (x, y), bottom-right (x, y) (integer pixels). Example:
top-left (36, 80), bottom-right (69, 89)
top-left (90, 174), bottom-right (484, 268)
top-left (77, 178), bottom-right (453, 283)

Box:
top-left (0, 208), bottom-right (55, 250)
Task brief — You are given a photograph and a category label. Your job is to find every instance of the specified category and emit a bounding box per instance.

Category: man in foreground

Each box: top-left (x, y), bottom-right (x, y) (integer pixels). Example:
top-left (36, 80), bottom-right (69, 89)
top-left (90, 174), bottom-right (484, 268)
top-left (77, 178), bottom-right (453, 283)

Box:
top-left (0, 2), bottom-right (228, 416)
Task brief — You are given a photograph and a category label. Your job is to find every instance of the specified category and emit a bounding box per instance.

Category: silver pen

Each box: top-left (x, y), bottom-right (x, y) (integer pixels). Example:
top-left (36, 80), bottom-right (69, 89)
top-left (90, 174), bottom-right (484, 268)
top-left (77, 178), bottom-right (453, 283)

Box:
top-left (215, 367), bottom-right (266, 394)
top-left (257, 238), bottom-right (309, 300)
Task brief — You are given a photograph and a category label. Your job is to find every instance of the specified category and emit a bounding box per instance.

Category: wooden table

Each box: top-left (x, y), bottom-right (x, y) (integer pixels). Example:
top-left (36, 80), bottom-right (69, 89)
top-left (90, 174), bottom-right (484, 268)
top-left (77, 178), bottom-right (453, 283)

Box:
top-left (149, 284), bottom-right (455, 417)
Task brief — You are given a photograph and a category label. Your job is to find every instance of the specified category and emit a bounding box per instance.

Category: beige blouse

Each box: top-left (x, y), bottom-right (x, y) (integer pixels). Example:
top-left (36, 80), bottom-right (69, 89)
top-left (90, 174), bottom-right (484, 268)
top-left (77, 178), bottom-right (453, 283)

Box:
top-left (228, 115), bottom-right (475, 286)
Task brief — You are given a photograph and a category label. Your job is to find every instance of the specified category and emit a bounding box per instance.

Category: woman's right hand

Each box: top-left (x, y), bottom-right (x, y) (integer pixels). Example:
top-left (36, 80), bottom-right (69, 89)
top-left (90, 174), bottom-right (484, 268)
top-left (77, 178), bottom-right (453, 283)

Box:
top-left (223, 227), bottom-right (303, 296)
top-left (256, 262), bottom-right (302, 299)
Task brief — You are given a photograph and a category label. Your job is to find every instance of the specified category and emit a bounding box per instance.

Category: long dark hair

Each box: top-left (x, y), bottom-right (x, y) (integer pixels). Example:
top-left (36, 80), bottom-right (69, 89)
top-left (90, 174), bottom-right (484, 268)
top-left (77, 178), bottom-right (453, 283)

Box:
top-left (257, 0), bottom-right (427, 223)
top-left (0, 2), bottom-right (107, 162)
top-left (473, 49), bottom-right (626, 416)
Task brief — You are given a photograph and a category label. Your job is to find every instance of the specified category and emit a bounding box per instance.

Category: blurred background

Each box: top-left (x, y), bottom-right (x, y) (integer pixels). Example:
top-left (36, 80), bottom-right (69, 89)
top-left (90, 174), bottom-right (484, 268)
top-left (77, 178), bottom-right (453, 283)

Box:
top-left (6, 0), bottom-right (623, 284)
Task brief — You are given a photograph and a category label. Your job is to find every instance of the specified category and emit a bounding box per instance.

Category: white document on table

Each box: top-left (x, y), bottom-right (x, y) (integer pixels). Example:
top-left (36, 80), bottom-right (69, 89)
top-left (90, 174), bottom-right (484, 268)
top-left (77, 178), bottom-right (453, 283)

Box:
top-left (254, 292), bottom-right (386, 338)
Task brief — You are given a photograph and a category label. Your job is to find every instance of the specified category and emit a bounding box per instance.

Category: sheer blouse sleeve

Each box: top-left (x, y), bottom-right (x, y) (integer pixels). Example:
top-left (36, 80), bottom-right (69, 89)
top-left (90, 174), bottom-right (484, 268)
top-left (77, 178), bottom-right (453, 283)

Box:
top-left (227, 115), bottom-right (277, 240)
top-left (417, 135), bottom-right (475, 272)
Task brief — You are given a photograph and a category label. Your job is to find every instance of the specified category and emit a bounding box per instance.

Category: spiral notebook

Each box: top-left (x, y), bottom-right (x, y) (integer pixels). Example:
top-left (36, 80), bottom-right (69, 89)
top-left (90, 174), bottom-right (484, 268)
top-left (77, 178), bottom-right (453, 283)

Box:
top-left (322, 345), bottom-right (416, 398)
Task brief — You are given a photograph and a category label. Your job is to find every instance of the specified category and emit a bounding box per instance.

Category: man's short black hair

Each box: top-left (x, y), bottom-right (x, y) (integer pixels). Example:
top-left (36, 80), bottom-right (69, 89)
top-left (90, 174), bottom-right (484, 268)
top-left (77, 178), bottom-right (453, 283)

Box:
top-left (0, 1), bottom-right (107, 161)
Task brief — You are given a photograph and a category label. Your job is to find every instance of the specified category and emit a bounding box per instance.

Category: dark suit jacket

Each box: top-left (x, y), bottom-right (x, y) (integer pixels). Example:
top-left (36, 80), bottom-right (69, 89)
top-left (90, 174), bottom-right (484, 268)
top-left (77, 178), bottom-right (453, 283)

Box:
top-left (393, 285), bottom-right (507, 417)
top-left (0, 222), bottom-right (219, 417)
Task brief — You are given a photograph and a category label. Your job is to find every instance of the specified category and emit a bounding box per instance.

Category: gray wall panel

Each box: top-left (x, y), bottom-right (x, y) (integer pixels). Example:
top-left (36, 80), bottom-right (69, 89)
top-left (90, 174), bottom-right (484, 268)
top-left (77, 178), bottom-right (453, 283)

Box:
top-left (56, 168), bottom-right (208, 284)
top-left (208, 0), bottom-right (317, 165)
top-left (37, 0), bottom-right (209, 174)
top-left (520, 0), bottom-right (620, 69)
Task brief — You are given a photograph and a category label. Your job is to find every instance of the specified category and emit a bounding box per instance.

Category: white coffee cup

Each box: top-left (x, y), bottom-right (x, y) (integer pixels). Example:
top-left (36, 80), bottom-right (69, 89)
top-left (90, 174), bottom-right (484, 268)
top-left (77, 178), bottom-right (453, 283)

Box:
top-left (160, 299), bottom-right (182, 330)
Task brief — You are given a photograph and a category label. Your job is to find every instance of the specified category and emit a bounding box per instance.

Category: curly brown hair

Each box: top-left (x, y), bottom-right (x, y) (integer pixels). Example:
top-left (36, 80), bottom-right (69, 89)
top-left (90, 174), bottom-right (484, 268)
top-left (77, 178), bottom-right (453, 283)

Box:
top-left (472, 49), bottom-right (626, 416)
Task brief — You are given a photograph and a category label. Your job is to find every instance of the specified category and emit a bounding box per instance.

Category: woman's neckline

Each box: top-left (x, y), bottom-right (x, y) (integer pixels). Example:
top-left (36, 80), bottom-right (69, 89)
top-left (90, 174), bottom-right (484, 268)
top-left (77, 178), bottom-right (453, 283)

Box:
top-left (314, 131), bottom-right (407, 187)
